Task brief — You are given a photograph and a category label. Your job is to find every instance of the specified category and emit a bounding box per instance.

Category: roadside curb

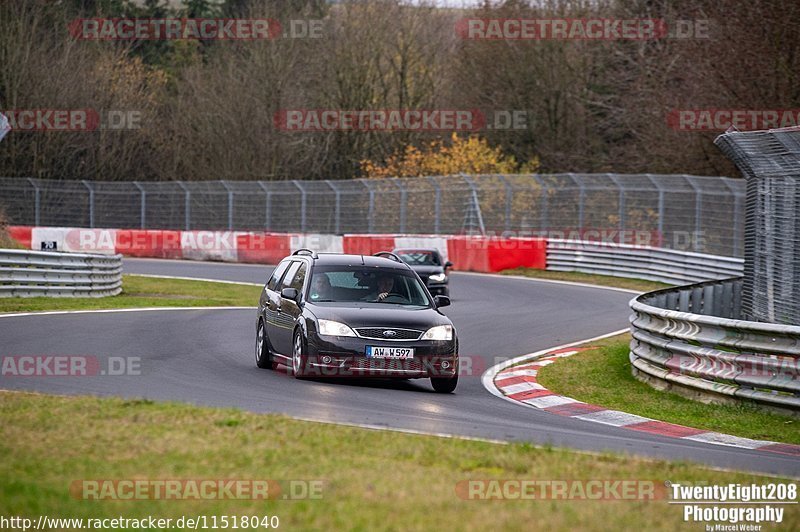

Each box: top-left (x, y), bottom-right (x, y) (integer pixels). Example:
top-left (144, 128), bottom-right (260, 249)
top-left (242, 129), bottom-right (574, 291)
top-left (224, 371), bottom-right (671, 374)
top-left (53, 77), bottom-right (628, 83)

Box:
top-left (484, 342), bottom-right (800, 458)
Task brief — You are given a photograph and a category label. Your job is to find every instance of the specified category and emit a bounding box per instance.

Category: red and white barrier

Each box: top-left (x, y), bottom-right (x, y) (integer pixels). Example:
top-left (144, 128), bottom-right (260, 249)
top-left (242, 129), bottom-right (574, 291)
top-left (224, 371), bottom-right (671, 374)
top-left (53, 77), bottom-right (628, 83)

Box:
top-left (7, 226), bottom-right (547, 274)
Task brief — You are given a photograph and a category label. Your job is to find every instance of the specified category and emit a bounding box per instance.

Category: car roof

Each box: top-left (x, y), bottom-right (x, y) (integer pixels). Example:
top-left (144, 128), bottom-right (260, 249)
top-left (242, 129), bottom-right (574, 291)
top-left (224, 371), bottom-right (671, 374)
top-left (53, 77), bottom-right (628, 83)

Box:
top-left (392, 248), bottom-right (441, 254)
top-left (289, 253), bottom-right (411, 269)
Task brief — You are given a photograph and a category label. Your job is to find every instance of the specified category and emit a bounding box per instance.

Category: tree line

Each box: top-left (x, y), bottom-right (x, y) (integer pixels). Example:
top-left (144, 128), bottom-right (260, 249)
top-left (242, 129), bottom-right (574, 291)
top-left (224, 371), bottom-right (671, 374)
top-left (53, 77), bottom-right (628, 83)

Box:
top-left (0, 0), bottom-right (797, 181)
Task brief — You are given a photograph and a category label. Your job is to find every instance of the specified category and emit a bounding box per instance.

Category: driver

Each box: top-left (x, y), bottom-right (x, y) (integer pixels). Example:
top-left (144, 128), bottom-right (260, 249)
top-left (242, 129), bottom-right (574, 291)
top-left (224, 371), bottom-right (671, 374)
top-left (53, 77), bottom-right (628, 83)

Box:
top-left (364, 274), bottom-right (395, 301)
top-left (310, 273), bottom-right (332, 301)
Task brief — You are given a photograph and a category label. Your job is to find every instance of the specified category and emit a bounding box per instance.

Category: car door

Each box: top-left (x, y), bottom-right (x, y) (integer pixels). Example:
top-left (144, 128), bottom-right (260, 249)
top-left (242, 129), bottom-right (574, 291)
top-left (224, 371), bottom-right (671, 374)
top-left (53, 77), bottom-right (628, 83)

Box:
top-left (280, 262), bottom-right (308, 354)
top-left (273, 261), bottom-right (308, 356)
top-left (265, 260), bottom-right (295, 356)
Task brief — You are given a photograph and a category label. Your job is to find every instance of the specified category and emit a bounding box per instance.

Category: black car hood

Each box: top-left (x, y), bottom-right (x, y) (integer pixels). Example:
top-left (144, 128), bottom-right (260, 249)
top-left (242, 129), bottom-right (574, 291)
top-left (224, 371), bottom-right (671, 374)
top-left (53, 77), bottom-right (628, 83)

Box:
top-left (307, 303), bottom-right (451, 330)
top-left (409, 265), bottom-right (445, 276)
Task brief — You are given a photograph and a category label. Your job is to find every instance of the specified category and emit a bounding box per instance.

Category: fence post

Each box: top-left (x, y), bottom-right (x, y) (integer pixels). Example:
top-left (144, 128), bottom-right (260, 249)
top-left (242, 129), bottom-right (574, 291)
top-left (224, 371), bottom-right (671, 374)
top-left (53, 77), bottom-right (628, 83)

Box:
top-left (26, 178), bottom-right (40, 226)
top-left (722, 177), bottom-right (744, 257)
top-left (497, 174), bottom-right (513, 233)
top-left (427, 176), bottom-right (441, 234)
top-left (81, 180), bottom-right (95, 228)
top-left (220, 180), bottom-right (234, 231)
top-left (606, 173), bottom-right (626, 233)
top-left (257, 182), bottom-right (271, 231)
top-left (364, 181), bottom-right (376, 233)
top-left (176, 181), bottom-right (191, 231)
top-left (392, 178), bottom-right (407, 233)
top-left (460, 174), bottom-right (486, 235)
top-left (133, 181), bottom-right (146, 229)
top-left (685, 175), bottom-right (703, 252)
top-left (644, 174), bottom-right (665, 248)
top-left (569, 173), bottom-right (585, 233)
top-left (532, 174), bottom-right (548, 231)
top-left (292, 180), bottom-right (306, 232)
top-left (325, 180), bottom-right (341, 234)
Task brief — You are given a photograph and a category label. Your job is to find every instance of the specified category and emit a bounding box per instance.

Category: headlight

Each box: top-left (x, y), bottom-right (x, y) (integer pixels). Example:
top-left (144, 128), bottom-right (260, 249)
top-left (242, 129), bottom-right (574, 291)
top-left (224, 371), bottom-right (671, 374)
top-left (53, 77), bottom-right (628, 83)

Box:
top-left (422, 324), bottom-right (453, 341)
top-left (318, 319), bottom-right (357, 337)
top-left (429, 273), bottom-right (447, 282)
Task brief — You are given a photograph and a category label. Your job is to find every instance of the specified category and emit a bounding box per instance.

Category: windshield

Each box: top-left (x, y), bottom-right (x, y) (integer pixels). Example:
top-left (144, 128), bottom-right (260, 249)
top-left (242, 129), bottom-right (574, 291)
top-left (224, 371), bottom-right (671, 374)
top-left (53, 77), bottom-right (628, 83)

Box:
top-left (396, 251), bottom-right (440, 266)
top-left (308, 267), bottom-right (431, 306)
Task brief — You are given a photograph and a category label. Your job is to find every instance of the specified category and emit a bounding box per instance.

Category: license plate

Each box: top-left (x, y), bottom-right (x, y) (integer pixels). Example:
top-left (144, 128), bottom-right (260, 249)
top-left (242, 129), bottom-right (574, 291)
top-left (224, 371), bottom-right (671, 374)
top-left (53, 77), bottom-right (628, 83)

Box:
top-left (366, 346), bottom-right (414, 359)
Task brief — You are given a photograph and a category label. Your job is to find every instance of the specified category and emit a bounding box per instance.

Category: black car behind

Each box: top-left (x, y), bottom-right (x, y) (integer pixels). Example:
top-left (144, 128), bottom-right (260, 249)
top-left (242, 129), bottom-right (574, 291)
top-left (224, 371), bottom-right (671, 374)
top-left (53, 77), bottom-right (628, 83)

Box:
top-left (392, 248), bottom-right (452, 297)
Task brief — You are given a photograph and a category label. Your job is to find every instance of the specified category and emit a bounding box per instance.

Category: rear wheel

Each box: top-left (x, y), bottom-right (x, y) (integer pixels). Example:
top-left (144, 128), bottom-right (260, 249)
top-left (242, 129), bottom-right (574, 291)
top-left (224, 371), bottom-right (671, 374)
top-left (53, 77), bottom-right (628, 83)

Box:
top-left (255, 319), bottom-right (272, 369)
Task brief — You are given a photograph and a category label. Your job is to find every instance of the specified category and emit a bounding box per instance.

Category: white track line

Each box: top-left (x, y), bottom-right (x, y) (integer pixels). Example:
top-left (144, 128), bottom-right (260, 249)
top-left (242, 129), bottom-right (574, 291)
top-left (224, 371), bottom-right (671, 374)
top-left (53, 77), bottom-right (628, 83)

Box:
top-left (126, 273), bottom-right (262, 286)
top-left (453, 271), bottom-right (644, 295)
top-left (0, 306), bottom-right (256, 318)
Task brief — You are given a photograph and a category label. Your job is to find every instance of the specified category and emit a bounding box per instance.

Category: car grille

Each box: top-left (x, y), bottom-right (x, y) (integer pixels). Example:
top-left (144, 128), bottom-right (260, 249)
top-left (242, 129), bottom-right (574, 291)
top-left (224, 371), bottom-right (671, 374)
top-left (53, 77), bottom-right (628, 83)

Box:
top-left (355, 327), bottom-right (423, 340)
top-left (350, 357), bottom-right (425, 372)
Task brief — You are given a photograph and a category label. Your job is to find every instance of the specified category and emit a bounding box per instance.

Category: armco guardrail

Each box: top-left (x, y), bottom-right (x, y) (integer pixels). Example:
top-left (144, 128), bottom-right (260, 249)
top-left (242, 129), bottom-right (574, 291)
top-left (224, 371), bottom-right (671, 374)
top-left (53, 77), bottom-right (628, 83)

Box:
top-left (629, 278), bottom-right (800, 414)
top-left (0, 249), bottom-right (123, 298)
top-left (547, 239), bottom-right (744, 284)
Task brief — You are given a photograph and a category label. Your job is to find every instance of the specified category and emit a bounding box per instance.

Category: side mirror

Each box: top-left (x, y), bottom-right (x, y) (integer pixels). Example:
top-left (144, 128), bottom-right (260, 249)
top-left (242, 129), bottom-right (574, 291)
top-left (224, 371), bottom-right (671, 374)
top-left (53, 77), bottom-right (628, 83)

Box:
top-left (434, 295), bottom-right (451, 308)
top-left (281, 287), bottom-right (300, 302)
top-left (444, 261), bottom-right (453, 269)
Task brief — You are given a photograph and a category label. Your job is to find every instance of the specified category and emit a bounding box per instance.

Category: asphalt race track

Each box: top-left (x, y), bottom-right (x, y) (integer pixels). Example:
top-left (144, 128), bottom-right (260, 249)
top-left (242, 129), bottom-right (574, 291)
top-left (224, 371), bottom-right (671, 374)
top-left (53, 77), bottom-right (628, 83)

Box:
top-left (1, 258), bottom-right (797, 477)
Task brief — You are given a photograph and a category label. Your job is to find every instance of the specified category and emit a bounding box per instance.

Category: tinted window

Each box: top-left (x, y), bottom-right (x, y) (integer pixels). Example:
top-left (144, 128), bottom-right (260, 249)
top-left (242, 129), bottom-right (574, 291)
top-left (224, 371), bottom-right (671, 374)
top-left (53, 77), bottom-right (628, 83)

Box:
top-left (311, 266), bottom-right (431, 306)
top-left (267, 261), bottom-right (290, 290)
top-left (281, 262), bottom-right (301, 288)
top-left (289, 263), bottom-right (307, 291)
top-left (397, 251), bottom-right (441, 266)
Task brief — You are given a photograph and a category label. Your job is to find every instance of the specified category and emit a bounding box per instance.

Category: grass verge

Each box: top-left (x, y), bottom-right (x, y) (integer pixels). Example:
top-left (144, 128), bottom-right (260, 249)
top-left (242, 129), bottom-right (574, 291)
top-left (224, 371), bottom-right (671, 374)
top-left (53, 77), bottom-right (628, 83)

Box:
top-left (536, 334), bottom-right (798, 444)
top-left (501, 267), bottom-right (669, 293)
top-left (1, 391), bottom-right (796, 531)
top-left (0, 275), bottom-right (261, 313)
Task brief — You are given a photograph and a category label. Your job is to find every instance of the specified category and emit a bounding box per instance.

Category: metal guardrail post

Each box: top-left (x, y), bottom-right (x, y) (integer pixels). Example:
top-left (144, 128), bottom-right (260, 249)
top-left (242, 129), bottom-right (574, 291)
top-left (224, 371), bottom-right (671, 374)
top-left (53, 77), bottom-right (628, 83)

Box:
top-left (176, 181), bottom-right (191, 231)
top-left (26, 178), bottom-right (40, 226)
top-left (133, 181), bottom-right (146, 229)
top-left (81, 180), bottom-right (95, 228)
top-left (220, 180), bottom-right (234, 231)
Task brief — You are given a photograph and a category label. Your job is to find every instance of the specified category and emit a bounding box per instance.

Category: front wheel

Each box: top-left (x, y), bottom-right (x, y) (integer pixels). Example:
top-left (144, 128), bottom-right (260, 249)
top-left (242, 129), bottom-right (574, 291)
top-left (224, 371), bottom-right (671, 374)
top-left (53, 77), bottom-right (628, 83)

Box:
top-left (292, 329), bottom-right (307, 378)
top-left (255, 319), bottom-right (272, 369)
top-left (431, 373), bottom-right (458, 393)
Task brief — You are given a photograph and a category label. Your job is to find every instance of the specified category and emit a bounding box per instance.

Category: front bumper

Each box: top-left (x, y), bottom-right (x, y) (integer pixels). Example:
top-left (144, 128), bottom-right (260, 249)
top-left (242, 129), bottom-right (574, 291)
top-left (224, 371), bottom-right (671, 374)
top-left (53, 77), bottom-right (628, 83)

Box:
top-left (426, 283), bottom-right (449, 296)
top-left (304, 334), bottom-right (458, 379)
